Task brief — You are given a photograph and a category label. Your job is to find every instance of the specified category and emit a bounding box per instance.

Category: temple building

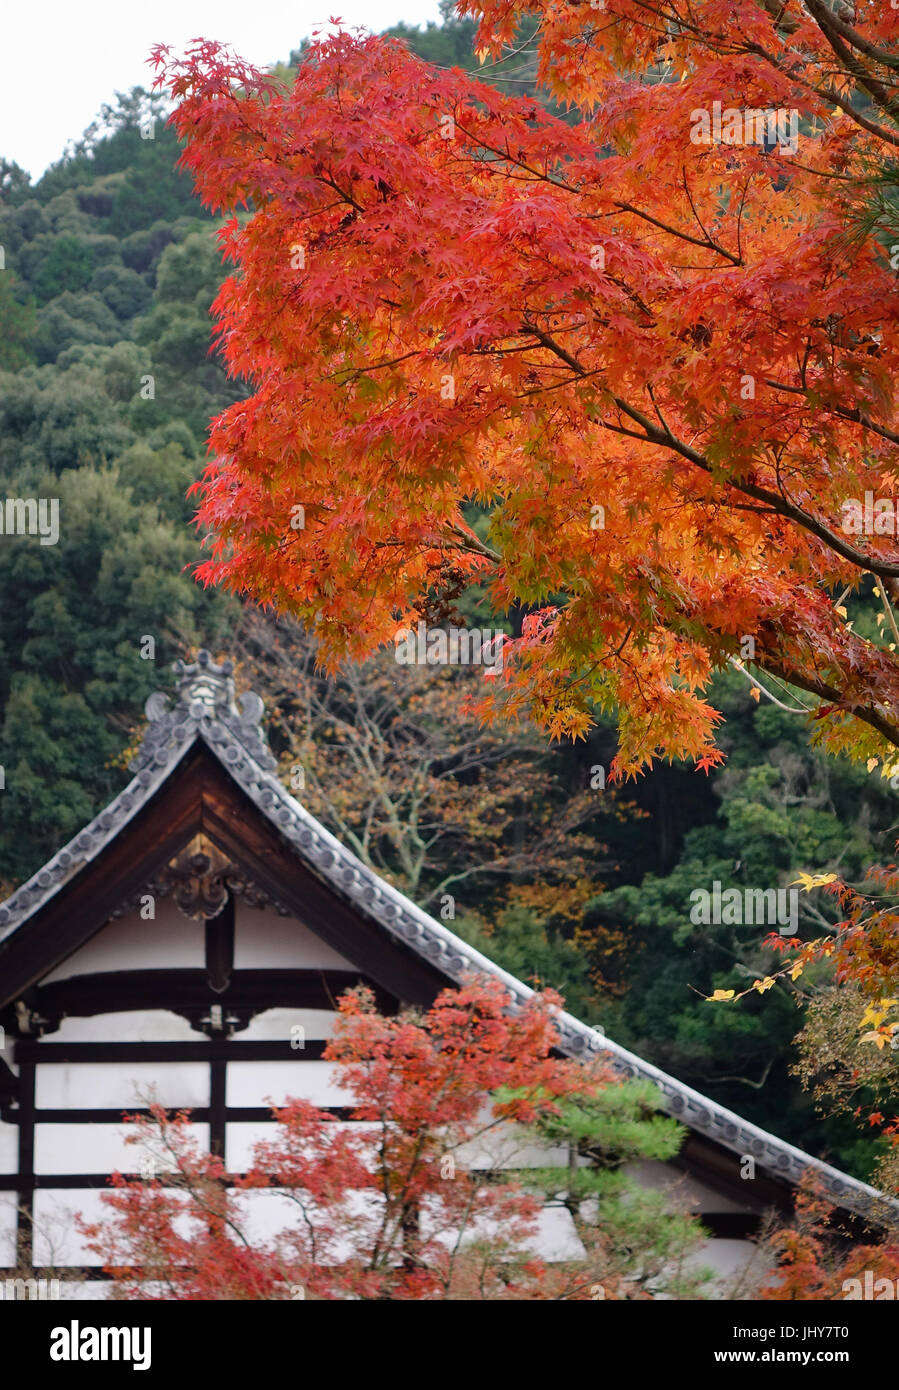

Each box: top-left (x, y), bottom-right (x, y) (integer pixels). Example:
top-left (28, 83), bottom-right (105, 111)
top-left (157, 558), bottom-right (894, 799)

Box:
top-left (0, 653), bottom-right (887, 1294)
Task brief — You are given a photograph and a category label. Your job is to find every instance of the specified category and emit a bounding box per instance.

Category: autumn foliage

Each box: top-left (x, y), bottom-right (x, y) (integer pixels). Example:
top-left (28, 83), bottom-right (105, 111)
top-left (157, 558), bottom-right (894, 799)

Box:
top-left (696, 860), bottom-right (899, 1196)
top-left (757, 1180), bottom-right (899, 1301)
top-left (80, 978), bottom-right (709, 1300)
top-left (152, 3), bottom-right (899, 779)
top-left (83, 980), bottom-right (578, 1298)
top-left (145, 1), bottom-right (899, 1236)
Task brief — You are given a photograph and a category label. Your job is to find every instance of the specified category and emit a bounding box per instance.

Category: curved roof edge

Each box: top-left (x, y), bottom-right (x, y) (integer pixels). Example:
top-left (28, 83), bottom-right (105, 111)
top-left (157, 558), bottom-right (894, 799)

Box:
top-left (0, 652), bottom-right (891, 1220)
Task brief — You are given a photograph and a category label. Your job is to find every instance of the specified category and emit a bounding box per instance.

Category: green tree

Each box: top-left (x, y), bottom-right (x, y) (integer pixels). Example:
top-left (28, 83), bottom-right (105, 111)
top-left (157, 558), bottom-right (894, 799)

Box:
top-left (0, 273), bottom-right (36, 369)
top-left (525, 1081), bottom-right (712, 1299)
top-left (33, 235), bottom-right (95, 304)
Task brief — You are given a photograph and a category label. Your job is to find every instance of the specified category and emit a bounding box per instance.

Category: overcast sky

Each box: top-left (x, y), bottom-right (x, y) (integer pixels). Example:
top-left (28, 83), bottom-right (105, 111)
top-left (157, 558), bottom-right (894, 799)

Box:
top-left (4, 0), bottom-right (443, 180)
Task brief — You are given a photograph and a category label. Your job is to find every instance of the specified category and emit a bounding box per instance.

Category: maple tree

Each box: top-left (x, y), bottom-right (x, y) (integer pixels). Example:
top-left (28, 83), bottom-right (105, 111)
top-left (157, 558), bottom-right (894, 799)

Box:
top-left (146, 2), bottom-right (899, 1202)
top-left (80, 978), bottom-right (709, 1299)
top-left (786, 869), bottom-right (899, 1196)
top-left (755, 1179), bottom-right (899, 1300)
top-left (151, 2), bottom-right (899, 781)
top-left (697, 864), bottom-right (899, 1194)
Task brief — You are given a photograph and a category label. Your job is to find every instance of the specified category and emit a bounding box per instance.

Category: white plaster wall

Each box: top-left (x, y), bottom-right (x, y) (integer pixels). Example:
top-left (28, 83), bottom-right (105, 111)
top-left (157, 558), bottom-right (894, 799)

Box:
top-left (235, 1186), bottom-right (385, 1264)
top-left (37, 1011), bottom-right (207, 1043)
top-left (232, 1007), bottom-right (337, 1042)
top-left (234, 903), bottom-right (357, 970)
top-left (16, 1175), bottom-right (772, 1288)
top-left (224, 1119), bottom-right (380, 1172)
top-left (34, 1122), bottom-right (209, 1176)
top-left (3, 998), bottom-right (776, 1290)
top-left (228, 1188), bottom-right (319, 1246)
top-left (457, 1124), bottom-right (571, 1170)
top-left (36, 1062), bottom-right (209, 1111)
top-left (33, 1189), bottom-right (109, 1266)
top-left (423, 1196), bottom-right (586, 1262)
top-left (205, 1188), bottom-right (585, 1267)
top-left (30, 1186), bottom-right (224, 1271)
top-left (226, 1060), bottom-right (350, 1109)
top-left (42, 901), bottom-right (204, 979)
top-left (225, 1120), bottom-right (286, 1171)
top-left (0, 1192), bottom-right (16, 1265)
top-left (41, 1281), bottom-right (112, 1300)
top-left (0, 1120), bottom-right (18, 1174)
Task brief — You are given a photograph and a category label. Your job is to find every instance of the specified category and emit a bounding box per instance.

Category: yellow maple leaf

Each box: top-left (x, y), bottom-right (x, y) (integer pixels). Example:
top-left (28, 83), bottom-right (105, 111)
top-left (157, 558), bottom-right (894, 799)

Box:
top-left (860, 1030), bottom-right (890, 1050)
top-left (790, 872), bottom-right (838, 892)
top-left (707, 989), bottom-right (736, 1003)
top-left (750, 686), bottom-right (761, 702)
top-left (789, 961), bottom-right (805, 981)
top-left (867, 757), bottom-right (879, 772)
top-left (753, 977), bottom-right (776, 993)
top-left (859, 998), bottom-right (898, 1030)
top-left (835, 604), bottom-right (848, 618)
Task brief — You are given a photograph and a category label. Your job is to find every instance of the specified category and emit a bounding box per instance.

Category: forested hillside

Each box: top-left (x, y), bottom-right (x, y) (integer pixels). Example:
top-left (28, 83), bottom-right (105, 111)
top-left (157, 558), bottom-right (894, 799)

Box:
top-left (0, 9), bottom-right (892, 1180)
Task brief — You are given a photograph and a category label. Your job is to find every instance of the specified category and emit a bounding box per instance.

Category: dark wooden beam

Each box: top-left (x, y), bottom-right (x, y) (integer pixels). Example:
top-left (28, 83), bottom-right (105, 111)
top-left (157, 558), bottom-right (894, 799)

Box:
top-left (15, 1059), bottom-right (35, 1268)
top-left (195, 754), bottom-right (449, 1004)
top-left (209, 1058), bottom-right (226, 1158)
top-left (205, 892), bottom-right (234, 995)
top-left (26, 1106), bottom-right (354, 1124)
top-left (16, 968), bottom-right (391, 1033)
top-left (14, 1040), bottom-right (331, 1062)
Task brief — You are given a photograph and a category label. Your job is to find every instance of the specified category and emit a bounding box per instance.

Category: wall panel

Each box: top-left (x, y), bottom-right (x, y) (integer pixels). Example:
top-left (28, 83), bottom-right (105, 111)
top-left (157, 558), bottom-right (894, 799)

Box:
top-left (234, 904), bottom-right (356, 971)
top-left (233, 1008), bottom-right (337, 1043)
top-left (0, 1121), bottom-right (17, 1175)
top-left (36, 1062), bottom-right (209, 1111)
top-left (34, 1122), bottom-right (209, 1176)
top-left (42, 902), bottom-right (204, 980)
top-left (226, 1060), bottom-right (348, 1109)
top-left (36, 1011), bottom-right (207, 1044)
top-left (0, 1192), bottom-right (16, 1265)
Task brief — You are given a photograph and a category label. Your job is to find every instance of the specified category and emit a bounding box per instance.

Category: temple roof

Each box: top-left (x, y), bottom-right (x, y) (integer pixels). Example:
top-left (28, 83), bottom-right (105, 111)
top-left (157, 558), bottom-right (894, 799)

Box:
top-left (0, 650), bottom-right (889, 1217)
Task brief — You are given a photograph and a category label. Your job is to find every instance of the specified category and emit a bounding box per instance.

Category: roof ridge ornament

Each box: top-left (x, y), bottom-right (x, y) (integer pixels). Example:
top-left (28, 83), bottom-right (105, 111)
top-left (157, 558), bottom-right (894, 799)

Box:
top-left (174, 649), bottom-right (237, 715)
top-left (132, 649), bottom-right (277, 774)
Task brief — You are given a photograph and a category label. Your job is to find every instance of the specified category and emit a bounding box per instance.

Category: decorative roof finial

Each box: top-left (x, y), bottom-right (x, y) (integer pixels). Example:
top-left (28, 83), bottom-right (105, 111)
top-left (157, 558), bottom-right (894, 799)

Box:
top-left (173, 649), bottom-right (236, 717)
top-left (132, 650), bottom-right (276, 774)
